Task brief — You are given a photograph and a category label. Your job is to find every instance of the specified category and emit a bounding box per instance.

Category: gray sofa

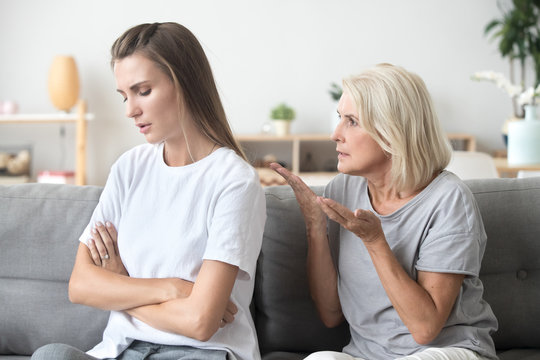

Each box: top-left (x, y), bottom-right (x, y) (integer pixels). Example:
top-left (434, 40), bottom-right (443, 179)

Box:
top-left (1, 178), bottom-right (539, 360)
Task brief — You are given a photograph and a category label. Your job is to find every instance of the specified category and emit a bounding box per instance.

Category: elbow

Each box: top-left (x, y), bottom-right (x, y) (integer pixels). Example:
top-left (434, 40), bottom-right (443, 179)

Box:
top-left (68, 278), bottom-right (84, 305)
top-left (411, 326), bottom-right (441, 346)
top-left (186, 311), bottom-right (220, 342)
top-left (318, 310), bottom-right (344, 329)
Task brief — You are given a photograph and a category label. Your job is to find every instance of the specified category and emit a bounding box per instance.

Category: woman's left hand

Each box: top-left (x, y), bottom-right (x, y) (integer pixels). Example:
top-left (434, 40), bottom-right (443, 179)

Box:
top-left (88, 221), bottom-right (128, 276)
top-left (317, 197), bottom-right (385, 244)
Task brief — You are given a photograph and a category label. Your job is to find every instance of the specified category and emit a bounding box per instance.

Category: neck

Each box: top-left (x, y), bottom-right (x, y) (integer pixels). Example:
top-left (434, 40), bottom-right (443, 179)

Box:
top-left (163, 129), bottom-right (217, 167)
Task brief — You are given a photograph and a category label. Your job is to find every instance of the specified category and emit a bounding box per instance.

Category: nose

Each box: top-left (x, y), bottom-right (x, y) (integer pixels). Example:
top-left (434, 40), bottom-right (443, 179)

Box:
top-left (331, 119), bottom-right (344, 143)
top-left (125, 98), bottom-right (141, 119)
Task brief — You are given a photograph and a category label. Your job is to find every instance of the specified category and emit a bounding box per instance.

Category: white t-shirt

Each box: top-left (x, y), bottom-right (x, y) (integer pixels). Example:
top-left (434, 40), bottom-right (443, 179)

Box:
top-left (78, 143), bottom-right (266, 360)
top-left (324, 171), bottom-right (498, 360)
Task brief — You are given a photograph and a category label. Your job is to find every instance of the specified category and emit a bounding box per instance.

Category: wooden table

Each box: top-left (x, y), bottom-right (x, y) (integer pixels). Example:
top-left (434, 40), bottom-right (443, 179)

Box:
top-left (493, 157), bottom-right (540, 178)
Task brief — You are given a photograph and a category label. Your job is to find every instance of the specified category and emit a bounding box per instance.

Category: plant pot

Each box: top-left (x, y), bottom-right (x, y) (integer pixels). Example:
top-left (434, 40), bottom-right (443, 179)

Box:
top-left (272, 120), bottom-right (291, 137)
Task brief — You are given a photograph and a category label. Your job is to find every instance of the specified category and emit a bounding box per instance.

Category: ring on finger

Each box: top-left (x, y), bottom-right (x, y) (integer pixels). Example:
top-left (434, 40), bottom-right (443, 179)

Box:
top-left (101, 253), bottom-right (110, 260)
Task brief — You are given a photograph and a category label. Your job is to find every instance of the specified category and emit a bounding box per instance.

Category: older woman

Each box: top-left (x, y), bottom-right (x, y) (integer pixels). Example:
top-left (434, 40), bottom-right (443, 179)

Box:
top-left (271, 64), bottom-right (497, 360)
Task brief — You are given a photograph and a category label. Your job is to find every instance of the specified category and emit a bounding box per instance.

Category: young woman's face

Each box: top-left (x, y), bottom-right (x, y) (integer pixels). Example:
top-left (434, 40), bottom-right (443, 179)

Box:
top-left (331, 91), bottom-right (390, 176)
top-left (114, 53), bottom-right (182, 144)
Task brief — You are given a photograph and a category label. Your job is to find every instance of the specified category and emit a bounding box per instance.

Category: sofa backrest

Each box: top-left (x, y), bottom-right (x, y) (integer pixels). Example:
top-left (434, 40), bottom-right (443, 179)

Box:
top-left (466, 177), bottom-right (540, 350)
top-left (254, 185), bottom-right (350, 356)
top-left (258, 177), bottom-right (540, 355)
top-left (0, 184), bottom-right (108, 356)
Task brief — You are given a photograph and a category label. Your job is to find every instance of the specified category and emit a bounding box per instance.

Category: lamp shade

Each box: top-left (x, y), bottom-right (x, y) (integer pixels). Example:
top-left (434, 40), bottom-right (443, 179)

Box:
top-left (48, 55), bottom-right (80, 112)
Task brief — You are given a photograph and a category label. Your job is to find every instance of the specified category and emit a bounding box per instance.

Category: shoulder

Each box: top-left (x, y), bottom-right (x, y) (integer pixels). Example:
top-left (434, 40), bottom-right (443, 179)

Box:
top-left (211, 148), bottom-right (260, 183)
top-left (107, 143), bottom-right (157, 183)
top-left (424, 171), bottom-right (476, 204)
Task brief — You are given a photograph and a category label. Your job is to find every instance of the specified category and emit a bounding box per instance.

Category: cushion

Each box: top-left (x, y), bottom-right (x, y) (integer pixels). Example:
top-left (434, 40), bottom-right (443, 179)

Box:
top-left (0, 184), bottom-right (108, 355)
top-left (466, 177), bottom-right (540, 350)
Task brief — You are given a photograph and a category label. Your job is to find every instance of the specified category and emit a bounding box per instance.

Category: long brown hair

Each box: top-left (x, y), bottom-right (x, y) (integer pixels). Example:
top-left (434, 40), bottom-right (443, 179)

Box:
top-left (110, 22), bottom-right (246, 160)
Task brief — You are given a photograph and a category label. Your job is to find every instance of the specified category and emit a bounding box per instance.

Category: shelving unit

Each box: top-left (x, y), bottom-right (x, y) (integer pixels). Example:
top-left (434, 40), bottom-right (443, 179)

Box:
top-left (236, 132), bottom-right (476, 186)
top-left (0, 100), bottom-right (93, 185)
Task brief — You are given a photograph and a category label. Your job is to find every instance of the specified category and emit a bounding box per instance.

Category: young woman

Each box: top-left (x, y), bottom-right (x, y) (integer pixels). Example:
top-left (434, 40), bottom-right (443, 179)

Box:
top-left (32, 22), bottom-right (266, 360)
top-left (271, 64), bottom-right (498, 360)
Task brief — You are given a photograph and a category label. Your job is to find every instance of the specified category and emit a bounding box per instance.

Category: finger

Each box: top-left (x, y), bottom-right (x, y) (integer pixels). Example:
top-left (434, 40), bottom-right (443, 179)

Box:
top-left (87, 239), bottom-right (102, 266)
top-left (95, 222), bottom-right (114, 258)
top-left (105, 221), bottom-right (119, 256)
top-left (227, 300), bottom-right (238, 315)
top-left (317, 197), bottom-right (350, 224)
top-left (269, 162), bottom-right (292, 180)
top-left (222, 310), bottom-right (235, 324)
top-left (91, 227), bottom-right (109, 261)
top-left (269, 163), bottom-right (308, 191)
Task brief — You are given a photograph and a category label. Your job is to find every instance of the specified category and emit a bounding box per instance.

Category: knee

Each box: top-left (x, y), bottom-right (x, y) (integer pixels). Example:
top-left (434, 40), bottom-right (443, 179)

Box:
top-left (31, 343), bottom-right (81, 360)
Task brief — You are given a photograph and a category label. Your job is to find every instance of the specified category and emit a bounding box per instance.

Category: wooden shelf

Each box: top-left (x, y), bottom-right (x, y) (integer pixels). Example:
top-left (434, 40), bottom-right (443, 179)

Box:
top-left (237, 132), bottom-right (476, 186)
top-left (0, 100), bottom-right (93, 185)
top-left (493, 157), bottom-right (540, 178)
top-left (446, 133), bottom-right (476, 152)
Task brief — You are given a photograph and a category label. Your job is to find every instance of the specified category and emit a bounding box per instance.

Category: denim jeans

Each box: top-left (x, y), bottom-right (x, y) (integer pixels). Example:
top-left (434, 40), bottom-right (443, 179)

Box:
top-left (31, 341), bottom-right (228, 360)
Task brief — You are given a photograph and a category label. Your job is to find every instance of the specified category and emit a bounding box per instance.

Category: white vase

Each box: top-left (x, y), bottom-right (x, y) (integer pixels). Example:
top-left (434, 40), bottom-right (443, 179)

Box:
top-left (272, 120), bottom-right (291, 137)
top-left (508, 104), bottom-right (540, 165)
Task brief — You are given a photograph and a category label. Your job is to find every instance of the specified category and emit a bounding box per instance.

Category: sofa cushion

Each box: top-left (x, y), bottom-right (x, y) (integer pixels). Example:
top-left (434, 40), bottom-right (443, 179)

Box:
top-left (0, 184), bottom-right (108, 356)
top-left (466, 178), bottom-right (540, 350)
top-left (255, 186), bottom-right (350, 356)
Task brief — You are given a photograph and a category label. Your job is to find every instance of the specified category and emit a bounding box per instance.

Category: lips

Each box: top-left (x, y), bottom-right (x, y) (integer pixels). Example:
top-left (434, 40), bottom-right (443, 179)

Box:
top-left (136, 123), bottom-right (151, 134)
top-left (337, 148), bottom-right (349, 158)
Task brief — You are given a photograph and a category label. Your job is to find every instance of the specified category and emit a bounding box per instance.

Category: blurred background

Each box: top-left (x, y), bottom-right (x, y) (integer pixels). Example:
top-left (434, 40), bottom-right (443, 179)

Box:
top-left (0, 0), bottom-right (518, 185)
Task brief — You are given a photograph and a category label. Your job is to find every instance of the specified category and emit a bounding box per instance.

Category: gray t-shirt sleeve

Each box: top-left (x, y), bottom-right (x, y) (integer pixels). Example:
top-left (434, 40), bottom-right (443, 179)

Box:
top-left (415, 182), bottom-right (487, 277)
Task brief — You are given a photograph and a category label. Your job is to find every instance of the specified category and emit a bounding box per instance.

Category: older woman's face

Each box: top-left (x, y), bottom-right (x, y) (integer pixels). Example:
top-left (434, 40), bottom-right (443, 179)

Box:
top-left (331, 92), bottom-right (390, 177)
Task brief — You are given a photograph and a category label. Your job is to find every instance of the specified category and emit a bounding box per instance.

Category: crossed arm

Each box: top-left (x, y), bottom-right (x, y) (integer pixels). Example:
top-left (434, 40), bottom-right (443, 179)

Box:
top-left (68, 222), bottom-right (238, 342)
top-left (270, 163), bottom-right (464, 345)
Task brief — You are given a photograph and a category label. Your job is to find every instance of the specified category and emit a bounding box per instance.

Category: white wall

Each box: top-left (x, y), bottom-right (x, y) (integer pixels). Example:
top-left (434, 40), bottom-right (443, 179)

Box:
top-left (0, 0), bottom-right (519, 185)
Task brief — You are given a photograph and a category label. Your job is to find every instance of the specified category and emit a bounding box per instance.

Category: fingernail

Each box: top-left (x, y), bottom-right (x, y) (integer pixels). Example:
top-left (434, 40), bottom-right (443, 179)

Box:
top-left (91, 228), bottom-right (97, 234)
top-left (106, 221), bottom-right (112, 227)
top-left (96, 221), bottom-right (103, 227)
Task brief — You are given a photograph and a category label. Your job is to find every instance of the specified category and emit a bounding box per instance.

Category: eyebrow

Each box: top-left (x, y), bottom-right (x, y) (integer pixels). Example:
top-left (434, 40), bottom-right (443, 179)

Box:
top-left (116, 81), bottom-right (149, 94)
top-left (337, 110), bottom-right (359, 120)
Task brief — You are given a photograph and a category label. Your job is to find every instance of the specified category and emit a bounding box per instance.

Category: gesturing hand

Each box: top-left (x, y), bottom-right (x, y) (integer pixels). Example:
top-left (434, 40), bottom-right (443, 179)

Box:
top-left (87, 221), bottom-right (128, 276)
top-left (269, 162), bottom-right (326, 228)
top-left (317, 197), bottom-right (385, 245)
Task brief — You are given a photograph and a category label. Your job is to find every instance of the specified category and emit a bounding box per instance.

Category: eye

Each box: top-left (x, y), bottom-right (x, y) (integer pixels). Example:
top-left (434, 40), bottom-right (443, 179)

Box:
top-left (139, 89), bottom-right (151, 96)
top-left (347, 117), bottom-right (358, 126)
top-left (122, 97), bottom-right (127, 103)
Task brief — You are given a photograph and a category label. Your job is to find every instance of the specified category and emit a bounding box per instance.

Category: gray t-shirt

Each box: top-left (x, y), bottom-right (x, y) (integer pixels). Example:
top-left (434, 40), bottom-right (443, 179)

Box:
top-left (324, 171), bottom-right (497, 360)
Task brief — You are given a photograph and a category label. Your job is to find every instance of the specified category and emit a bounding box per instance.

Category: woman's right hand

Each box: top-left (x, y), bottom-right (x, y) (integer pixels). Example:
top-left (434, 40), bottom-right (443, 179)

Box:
top-left (87, 221), bottom-right (128, 276)
top-left (269, 163), bottom-right (326, 229)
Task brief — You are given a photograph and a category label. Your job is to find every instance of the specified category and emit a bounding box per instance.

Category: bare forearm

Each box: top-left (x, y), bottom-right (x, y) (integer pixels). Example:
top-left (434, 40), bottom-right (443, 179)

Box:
top-left (127, 298), bottom-right (217, 341)
top-left (366, 241), bottom-right (462, 344)
top-left (69, 265), bottom-right (188, 311)
top-left (128, 261), bottom-right (237, 342)
top-left (306, 226), bottom-right (344, 327)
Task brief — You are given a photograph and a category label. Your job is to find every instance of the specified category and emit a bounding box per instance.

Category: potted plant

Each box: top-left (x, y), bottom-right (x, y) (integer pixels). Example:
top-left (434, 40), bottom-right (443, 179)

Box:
top-left (483, 0), bottom-right (540, 118)
top-left (270, 103), bottom-right (295, 136)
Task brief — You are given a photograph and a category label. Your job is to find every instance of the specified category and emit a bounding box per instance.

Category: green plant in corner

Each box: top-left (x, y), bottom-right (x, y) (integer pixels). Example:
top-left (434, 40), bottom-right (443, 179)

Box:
top-left (270, 103), bottom-right (295, 122)
top-left (484, 0), bottom-right (540, 116)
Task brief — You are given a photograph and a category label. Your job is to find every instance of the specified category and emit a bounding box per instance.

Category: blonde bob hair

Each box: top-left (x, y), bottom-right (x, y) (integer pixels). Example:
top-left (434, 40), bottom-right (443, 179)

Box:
top-left (343, 63), bottom-right (451, 192)
top-left (110, 22), bottom-right (246, 160)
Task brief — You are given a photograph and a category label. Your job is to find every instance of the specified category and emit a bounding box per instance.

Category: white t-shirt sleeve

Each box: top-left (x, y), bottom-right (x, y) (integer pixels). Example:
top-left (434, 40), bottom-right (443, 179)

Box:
top-left (203, 178), bottom-right (266, 281)
top-left (78, 161), bottom-right (126, 246)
